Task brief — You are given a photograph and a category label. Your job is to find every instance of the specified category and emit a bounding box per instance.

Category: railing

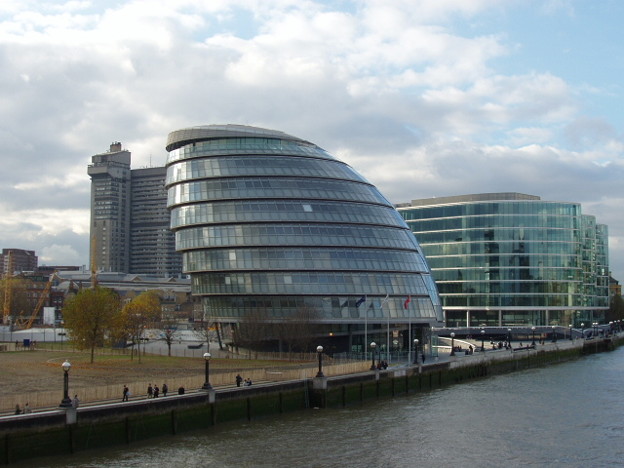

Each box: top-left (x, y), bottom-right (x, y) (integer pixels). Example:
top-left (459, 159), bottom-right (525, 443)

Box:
top-left (0, 361), bottom-right (369, 414)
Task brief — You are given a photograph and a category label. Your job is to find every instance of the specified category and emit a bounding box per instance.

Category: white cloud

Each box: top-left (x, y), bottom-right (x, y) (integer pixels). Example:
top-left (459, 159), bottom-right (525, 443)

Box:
top-left (0, 0), bottom-right (622, 281)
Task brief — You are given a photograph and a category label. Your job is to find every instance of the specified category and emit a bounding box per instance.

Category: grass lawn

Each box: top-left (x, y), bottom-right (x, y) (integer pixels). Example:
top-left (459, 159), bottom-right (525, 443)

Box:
top-left (0, 347), bottom-right (310, 398)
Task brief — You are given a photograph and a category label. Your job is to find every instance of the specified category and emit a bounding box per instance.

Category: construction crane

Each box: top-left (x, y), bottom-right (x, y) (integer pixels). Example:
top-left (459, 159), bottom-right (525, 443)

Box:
top-left (23, 273), bottom-right (57, 329)
top-left (91, 233), bottom-right (98, 289)
top-left (2, 251), bottom-right (13, 325)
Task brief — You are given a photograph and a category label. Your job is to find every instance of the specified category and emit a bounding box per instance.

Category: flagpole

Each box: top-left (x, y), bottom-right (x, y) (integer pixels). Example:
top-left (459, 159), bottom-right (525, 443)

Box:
top-left (408, 318), bottom-right (412, 364)
top-left (379, 294), bottom-right (389, 363)
top-left (364, 302), bottom-right (368, 360)
top-left (387, 304), bottom-right (390, 363)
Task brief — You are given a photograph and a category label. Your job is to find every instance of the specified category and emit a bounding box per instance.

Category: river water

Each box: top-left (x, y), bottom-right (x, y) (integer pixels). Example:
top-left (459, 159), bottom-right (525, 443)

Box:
top-left (33, 347), bottom-right (624, 468)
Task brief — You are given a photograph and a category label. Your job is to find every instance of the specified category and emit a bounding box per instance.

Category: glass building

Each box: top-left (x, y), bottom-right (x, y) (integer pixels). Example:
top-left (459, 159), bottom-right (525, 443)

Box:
top-left (396, 193), bottom-right (610, 328)
top-left (165, 125), bottom-right (443, 353)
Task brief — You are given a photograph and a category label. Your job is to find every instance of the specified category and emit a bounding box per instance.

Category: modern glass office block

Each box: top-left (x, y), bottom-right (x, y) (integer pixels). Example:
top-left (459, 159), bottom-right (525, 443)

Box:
top-left (165, 125), bottom-right (443, 343)
top-left (397, 193), bottom-right (609, 327)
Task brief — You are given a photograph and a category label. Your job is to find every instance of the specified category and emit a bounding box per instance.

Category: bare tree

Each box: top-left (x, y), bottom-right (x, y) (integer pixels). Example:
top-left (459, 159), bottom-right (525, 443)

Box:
top-left (158, 318), bottom-right (179, 357)
top-left (276, 305), bottom-right (322, 356)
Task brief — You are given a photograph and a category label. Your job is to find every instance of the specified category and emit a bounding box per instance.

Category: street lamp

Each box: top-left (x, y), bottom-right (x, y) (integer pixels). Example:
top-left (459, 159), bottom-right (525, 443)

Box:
top-left (507, 328), bottom-right (512, 347)
top-left (370, 342), bottom-right (377, 370)
top-left (316, 345), bottom-right (324, 378)
top-left (59, 360), bottom-right (72, 408)
top-left (450, 332), bottom-right (455, 357)
top-left (202, 352), bottom-right (212, 390)
top-left (480, 329), bottom-right (485, 352)
top-left (413, 339), bottom-right (419, 364)
top-left (531, 326), bottom-right (536, 347)
top-left (581, 323), bottom-right (585, 339)
top-left (552, 325), bottom-right (557, 343)
top-left (592, 322), bottom-right (598, 339)
top-left (568, 324), bottom-right (572, 340)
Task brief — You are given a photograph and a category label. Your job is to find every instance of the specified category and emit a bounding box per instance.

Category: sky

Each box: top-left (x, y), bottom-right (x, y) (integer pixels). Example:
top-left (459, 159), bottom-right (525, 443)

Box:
top-left (0, 0), bottom-right (623, 280)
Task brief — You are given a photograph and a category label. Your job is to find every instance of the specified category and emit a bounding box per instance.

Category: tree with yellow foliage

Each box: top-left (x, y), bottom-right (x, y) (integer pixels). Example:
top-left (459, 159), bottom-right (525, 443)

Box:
top-left (62, 287), bottom-right (121, 363)
top-left (117, 291), bottom-right (162, 362)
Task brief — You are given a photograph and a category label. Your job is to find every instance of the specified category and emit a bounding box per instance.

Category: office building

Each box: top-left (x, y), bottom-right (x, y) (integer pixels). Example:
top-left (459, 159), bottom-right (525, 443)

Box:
top-left (396, 193), bottom-right (610, 328)
top-left (165, 125), bottom-right (443, 353)
top-left (0, 248), bottom-right (38, 275)
top-left (88, 142), bottom-right (182, 277)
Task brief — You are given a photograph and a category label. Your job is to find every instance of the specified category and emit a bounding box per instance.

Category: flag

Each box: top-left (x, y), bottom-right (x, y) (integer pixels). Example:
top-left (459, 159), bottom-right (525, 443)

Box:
top-left (381, 294), bottom-right (390, 306)
top-left (355, 295), bottom-right (366, 308)
top-left (403, 295), bottom-right (411, 309)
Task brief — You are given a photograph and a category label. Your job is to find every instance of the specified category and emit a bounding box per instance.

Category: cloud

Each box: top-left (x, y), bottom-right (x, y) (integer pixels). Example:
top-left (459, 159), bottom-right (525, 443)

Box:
top-left (0, 0), bottom-right (622, 281)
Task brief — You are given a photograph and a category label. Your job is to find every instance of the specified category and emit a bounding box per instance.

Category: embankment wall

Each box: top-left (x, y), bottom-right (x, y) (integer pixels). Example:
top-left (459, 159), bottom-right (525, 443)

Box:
top-left (0, 337), bottom-right (619, 466)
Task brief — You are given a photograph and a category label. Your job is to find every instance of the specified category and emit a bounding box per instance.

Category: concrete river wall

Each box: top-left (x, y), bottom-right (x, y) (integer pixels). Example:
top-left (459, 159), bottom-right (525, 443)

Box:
top-left (0, 336), bottom-right (619, 465)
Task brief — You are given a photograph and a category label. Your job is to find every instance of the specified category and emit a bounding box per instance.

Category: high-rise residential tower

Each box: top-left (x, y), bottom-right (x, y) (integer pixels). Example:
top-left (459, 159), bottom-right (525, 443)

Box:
top-left (88, 142), bottom-right (182, 277)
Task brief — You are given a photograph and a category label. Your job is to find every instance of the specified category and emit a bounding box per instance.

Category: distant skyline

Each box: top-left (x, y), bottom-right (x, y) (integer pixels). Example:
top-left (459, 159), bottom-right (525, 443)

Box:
top-left (0, 1), bottom-right (622, 280)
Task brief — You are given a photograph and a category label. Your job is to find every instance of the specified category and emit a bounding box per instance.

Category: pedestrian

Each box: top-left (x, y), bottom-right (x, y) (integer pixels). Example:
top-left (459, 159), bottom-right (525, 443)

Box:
top-left (162, 383), bottom-right (168, 397)
top-left (236, 374), bottom-right (243, 387)
top-left (122, 385), bottom-right (129, 402)
top-left (14, 404), bottom-right (21, 415)
top-left (153, 385), bottom-right (159, 398)
top-left (72, 395), bottom-right (80, 409)
top-left (178, 386), bottom-right (185, 395)
top-left (23, 403), bottom-right (31, 414)
top-left (147, 383), bottom-right (153, 398)
top-left (421, 353), bottom-right (426, 363)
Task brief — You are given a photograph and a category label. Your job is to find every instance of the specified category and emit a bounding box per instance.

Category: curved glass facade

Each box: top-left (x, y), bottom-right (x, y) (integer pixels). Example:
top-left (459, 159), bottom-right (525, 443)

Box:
top-left (397, 193), bottom-right (609, 327)
top-left (165, 125), bottom-right (443, 340)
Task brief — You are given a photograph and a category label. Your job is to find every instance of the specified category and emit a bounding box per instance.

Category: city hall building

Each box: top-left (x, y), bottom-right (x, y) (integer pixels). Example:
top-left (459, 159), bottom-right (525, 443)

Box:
top-left (396, 193), bottom-right (609, 328)
top-left (165, 125), bottom-right (443, 354)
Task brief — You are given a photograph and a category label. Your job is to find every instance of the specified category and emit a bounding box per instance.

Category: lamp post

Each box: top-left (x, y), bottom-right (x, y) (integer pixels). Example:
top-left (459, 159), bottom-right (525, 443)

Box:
top-left (413, 339), bottom-right (419, 364)
top-left (507, 328), bottom-right (512, 347)
top-left (568, 324), bottom-right (572, 340)
top-left (552, 325), bottom-right (557, 343)
top-left (581, 323), bottom-right (585, 339)
top-left (592, 322), bottom-right (598, 339)
top-left (316, 345), bottom-right (324, 377)
top-left (59, 360), bottom-right (72, 408)
top-left (370, 342), bottom-right (377, 370)
top-left (531, 326), bottom-right (536, 347)
top-left (202, 352), bottom-right (212, 390)
top-left (480, 329), bottom-right (485, 352)
top-left (450, 332), bottom-right (455, 357)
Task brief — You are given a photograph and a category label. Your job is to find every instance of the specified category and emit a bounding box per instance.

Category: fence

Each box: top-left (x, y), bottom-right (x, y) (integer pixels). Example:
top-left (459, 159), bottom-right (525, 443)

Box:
top-left (0, 360), bottom-right (369, 414)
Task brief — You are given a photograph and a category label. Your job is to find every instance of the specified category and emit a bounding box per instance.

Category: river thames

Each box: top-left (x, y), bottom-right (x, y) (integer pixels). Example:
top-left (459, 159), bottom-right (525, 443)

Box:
top-left (32, 346), bottom-right (624, 468)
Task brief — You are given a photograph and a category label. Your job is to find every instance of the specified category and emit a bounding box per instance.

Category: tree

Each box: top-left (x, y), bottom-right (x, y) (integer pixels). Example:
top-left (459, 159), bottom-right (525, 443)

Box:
top-left (158, 318), bottom-right (179, 357)
top-left (117, 291), bottom-right (162, 362)
top-left (607, 293), bottom-right (624, 323)
top-left (276, 305), bottom-right (322, 355)
top-left (62, 287), bottom-right (121, 363)
top-left (0, 277), bottom-right (34, 324)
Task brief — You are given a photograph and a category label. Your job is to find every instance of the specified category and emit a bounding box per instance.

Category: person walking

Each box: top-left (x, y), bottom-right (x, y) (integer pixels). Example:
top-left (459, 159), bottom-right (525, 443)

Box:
top-left (72, 395), bottom-right (80, 409)
top-left (236, 374), bottom-right (243, 387)
top-left (162, 383), bottom-right (168, 397)
top-left (153, 385), bottom-right (159, 398)
top-left (122, 385), bottom-right (129, 402)
top-left (147, 383), bottom-right (153, 398)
